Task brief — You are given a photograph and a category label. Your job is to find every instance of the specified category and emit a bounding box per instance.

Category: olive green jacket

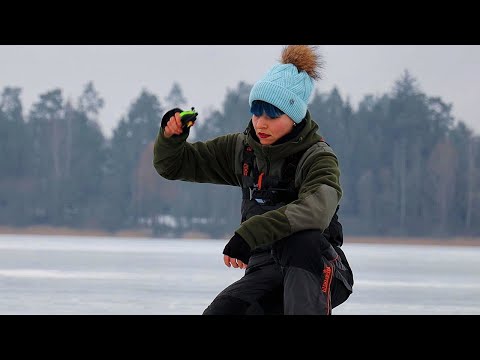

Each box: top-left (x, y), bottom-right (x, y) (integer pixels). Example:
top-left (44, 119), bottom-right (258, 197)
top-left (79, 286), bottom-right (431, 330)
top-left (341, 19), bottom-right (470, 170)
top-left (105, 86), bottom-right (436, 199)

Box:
top-left (153, 111), bottom-right (342, 250)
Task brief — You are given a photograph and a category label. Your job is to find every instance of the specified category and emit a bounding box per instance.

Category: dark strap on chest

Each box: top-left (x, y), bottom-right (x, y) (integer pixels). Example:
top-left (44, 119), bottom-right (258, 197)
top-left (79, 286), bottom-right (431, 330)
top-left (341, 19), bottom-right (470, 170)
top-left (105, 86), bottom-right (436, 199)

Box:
top-left (241, 143), bottom-right (307, 201)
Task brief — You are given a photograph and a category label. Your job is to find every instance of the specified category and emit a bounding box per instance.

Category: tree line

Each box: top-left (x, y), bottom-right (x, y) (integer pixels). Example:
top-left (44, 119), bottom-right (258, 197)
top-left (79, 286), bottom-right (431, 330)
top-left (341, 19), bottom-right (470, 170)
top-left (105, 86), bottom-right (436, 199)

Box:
top-left (1, 71), bottom-right (479, 239)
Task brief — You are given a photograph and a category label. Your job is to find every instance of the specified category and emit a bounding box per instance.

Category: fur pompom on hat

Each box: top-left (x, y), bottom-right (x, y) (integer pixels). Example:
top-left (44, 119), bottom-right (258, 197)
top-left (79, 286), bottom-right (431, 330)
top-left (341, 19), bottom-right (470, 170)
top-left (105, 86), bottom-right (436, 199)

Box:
top-left (249, 45), bottom-right (323, 123)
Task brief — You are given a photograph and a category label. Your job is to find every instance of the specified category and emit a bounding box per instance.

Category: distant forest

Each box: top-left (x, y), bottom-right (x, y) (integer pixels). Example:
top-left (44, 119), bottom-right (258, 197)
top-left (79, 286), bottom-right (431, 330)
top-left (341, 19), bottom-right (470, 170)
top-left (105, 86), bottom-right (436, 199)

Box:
top-left (1, 70), bottom-right (479, 239)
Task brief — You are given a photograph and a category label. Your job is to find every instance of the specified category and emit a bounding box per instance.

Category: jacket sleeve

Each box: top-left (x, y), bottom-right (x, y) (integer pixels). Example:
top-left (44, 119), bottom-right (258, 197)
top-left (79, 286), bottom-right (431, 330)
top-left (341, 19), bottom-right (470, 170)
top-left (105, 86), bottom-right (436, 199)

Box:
top-left (235, 142), bottom-right (342, 249)
top-left (153, 127), bottom-right (241, 186)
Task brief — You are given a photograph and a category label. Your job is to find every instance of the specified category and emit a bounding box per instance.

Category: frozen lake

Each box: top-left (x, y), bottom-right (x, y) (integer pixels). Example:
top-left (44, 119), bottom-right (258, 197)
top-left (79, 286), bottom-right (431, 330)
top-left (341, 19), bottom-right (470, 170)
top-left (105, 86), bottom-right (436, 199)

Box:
top-left (0, 234), bottom-right (479, 315)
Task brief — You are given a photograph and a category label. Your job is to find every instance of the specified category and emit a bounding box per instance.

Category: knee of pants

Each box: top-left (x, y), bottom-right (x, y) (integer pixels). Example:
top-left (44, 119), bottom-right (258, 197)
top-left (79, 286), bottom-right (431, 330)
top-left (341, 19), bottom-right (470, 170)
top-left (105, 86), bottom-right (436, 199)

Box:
top-left (203, 295), bottom-right (250, 315)
top-left (272, 229), bottom-right (334, 273)
top-left (202, 294), bottom-right (280, 315)
top-left (203, 295), bottom-right (267, 315)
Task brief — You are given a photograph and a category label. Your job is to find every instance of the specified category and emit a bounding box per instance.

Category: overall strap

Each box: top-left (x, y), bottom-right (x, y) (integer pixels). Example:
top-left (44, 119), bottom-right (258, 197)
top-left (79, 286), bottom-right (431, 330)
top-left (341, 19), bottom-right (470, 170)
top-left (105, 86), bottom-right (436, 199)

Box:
top-left (241, 143), bottom-right (257, 199)
top-left (281, 138), bottom-right (329, 186)
top-left (280, 148), bottom-right (308, 188)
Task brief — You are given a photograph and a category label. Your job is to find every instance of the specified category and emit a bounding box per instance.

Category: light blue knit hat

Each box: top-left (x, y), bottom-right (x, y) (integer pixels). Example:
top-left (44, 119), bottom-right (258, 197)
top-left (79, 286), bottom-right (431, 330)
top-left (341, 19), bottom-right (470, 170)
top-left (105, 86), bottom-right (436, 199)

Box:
top-left (249, 45), bottom-right (322, 123)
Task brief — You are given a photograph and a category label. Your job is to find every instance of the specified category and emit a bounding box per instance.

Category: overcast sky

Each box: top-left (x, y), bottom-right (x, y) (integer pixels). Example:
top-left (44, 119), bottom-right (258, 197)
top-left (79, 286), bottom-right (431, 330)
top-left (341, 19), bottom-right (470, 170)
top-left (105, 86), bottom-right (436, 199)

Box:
top-left (1, 45), bottom-right (479, 138)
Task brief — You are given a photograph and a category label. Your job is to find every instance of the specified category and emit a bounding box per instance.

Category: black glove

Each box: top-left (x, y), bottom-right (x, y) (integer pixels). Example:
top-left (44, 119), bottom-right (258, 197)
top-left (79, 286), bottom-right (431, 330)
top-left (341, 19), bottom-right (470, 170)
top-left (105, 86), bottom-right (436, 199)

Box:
top-left (161, 108), bottom-right (184, 129)
top-left (223, 233), bottom-right (251, 264)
